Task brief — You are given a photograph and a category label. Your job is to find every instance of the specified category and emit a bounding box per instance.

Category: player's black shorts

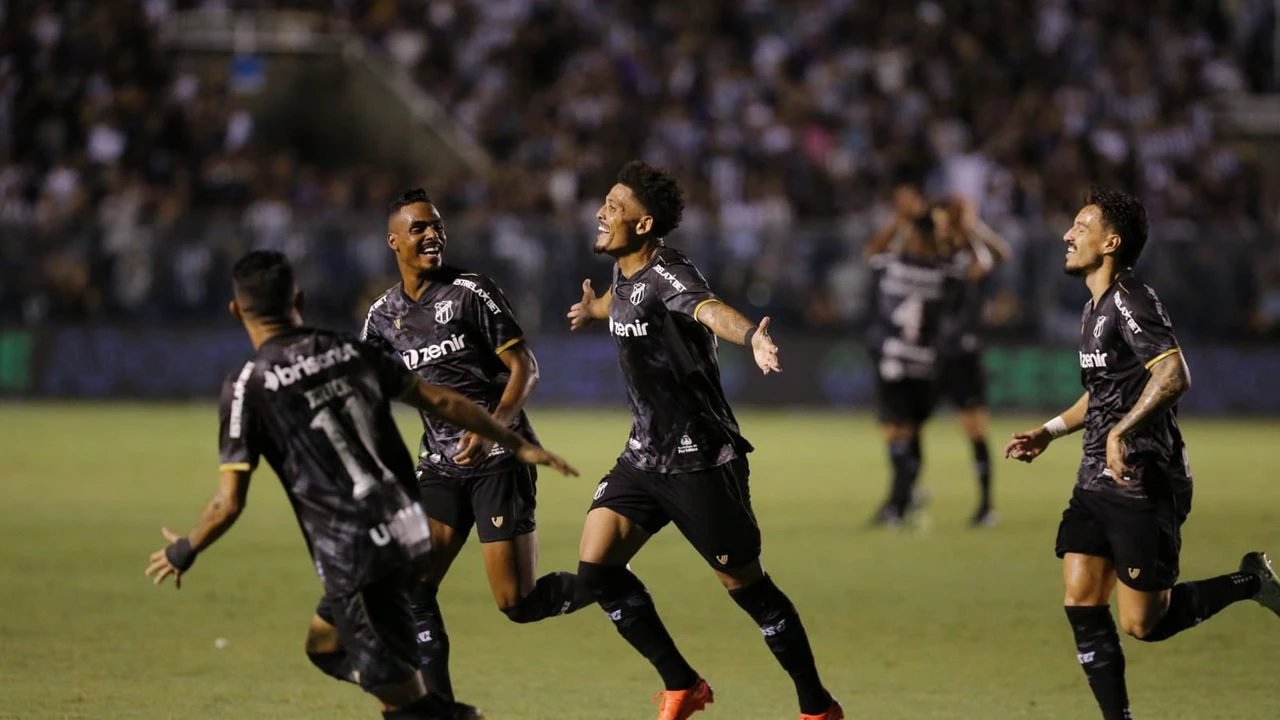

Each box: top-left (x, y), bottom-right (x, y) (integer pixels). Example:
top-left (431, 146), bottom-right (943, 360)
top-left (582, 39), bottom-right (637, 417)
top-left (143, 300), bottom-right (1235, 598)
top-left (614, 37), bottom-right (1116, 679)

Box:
top-left (938, 351), bottom-right (987, 410)
top-left (1055, 486), bottom-right (1193, 591)
top-left (589, 457), bottom-right (761, 572)
top-left (418, 464), bottom-right (537, 543)
top-left (874, 376), bottom-right (937, 426)
top-left (314, 567), bottom-right (419, 690)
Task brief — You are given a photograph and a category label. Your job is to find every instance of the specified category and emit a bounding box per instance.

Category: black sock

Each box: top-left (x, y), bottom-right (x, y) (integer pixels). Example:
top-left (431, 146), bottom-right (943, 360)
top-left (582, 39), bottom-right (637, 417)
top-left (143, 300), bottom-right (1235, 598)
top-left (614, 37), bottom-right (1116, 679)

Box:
top-left (1065, 606), bottom-right (1130, 720)
top-left (306, 649), bottom-right (357, 684)
top-left (972, 438), bottom-right (992, 510)
top-left (501, 571), bottom-right (597, 623)
top-left (578, 561), bottom-right (698, 691)
top-left (1138, 572), bottom-right (1261, 642)
top-left (888, 437), bottom-right (921, 515)
top-left (729, 576), bottom-right (830, 715)
top-left (382, 694), bottom-right (450, 720)
top-left (410, 581), bottom-right (453, 701)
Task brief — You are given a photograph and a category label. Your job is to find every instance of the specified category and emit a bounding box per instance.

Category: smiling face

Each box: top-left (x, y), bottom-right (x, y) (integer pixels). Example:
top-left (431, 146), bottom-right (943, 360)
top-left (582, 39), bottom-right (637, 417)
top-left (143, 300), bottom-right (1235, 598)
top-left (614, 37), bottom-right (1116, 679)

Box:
top-left (1062, 204), bottom-right (1119, 276)
top-left (594, 183), bottom-right (653, 256)
top-left (388, 202), bottom-right (447, 274)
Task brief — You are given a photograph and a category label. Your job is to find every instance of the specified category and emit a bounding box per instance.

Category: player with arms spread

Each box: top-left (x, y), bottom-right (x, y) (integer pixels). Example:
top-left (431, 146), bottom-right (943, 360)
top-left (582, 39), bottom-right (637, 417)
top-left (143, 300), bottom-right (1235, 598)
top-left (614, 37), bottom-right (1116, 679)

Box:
top-left (568, 161), bottom-right (843, 720)
top-left (144, 251), bottom-right (577, 720)
top-left (1004, 189), bottom-right (1280, 719)
top-left (362, 190), bottom-right (595, 713)
top-left (863, 202), bottom-right (954, 526)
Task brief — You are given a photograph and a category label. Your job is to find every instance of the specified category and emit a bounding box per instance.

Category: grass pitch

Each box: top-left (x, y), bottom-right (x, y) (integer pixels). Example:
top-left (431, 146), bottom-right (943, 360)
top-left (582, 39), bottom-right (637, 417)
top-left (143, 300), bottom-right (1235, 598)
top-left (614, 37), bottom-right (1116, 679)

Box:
top-left (1, 404), bottom-right (1278, 719)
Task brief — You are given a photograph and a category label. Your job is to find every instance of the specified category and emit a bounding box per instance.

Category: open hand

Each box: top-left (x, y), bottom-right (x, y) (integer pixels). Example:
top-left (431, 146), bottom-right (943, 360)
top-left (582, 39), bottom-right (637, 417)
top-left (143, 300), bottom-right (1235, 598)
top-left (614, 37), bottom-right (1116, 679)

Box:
top-left (515, 444), bottom-right (579, 477)
top-left (1004, 426), bottom-right (1052, 463)
top-left (145, 527), bottom-right (185, 589)
top-left (751, 317), bottom-right (781, 375)
top-left (567, 279), bottom-right (599, 331)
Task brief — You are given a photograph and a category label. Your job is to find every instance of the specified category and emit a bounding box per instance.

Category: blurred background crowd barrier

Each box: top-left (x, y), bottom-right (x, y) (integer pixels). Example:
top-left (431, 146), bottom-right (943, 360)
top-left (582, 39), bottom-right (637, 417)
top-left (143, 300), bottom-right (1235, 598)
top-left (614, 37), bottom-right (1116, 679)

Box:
top-left (2, 0), bottom-right (1278, 411)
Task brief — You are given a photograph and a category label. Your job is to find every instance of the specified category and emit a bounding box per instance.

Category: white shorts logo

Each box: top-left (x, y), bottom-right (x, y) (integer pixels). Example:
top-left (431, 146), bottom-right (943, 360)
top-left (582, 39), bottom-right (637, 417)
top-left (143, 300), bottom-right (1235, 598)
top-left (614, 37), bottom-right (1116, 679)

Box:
top-left (594, 481), bottom-right (608, 500)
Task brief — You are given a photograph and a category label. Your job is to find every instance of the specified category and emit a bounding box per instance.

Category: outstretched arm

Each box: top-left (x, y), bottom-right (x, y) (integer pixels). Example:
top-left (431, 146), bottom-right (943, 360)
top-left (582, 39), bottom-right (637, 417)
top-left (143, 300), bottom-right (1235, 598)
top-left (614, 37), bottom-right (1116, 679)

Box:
top-left (694, 300), bottom-right (780, 374)
top-left (399, 377), bottom-right (577, 476)
top-left (1105, 352), bottom-right (1190, 480)
top-left (453, 343), bottom-right (539, 466)
top-left (568, 279), bottom-right (612, 330)
top-left (1004, 392), bottom-right (1089, 463)
top-left (145, 469), bottom-right (250, 588)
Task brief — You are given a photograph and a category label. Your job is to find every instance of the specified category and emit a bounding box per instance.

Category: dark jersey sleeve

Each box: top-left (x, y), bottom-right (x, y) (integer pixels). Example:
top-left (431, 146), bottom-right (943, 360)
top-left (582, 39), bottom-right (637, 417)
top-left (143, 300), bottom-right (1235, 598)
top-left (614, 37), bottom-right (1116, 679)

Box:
top-left (463, 275), bottom-right (525, 354)
top-left (1118, 282), bottom-right (1180, 369)
top-left (360, 295), bottom-right (394, 353)
top-left (656, 261), bottom-right (719, 318)
top-left (218, 364), bottom-right (261, 472)
top-left (356, 340), bottom-right (417, 400)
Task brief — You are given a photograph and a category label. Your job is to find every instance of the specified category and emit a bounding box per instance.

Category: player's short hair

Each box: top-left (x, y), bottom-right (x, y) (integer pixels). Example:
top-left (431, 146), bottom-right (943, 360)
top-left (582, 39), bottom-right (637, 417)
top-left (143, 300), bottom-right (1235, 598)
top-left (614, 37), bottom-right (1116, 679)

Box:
top-left (1087, 187), bottom-right (1148, 268)
top-left (232, 250), bottom-right (296, 320)
top-left (388, 188), bottom-right (433, 217)
top-left (617, 161), bottom-right (684, 238)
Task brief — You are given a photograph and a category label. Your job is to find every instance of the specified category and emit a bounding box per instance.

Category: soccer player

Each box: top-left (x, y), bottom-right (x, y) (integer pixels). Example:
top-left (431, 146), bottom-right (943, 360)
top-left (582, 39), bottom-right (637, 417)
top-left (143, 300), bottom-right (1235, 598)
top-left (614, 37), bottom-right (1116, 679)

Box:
top-left (862, 203), bottom-right (954, 526)
top-left (936, 197), bottom-right (1010, 527)
top-left (144, 251), bottom-right (577, 720)
top-left (567, 161), bottom-right (843, 720)
top-left (1003, 189), bottom-right (1280, 719)
top-left (361, 189), bottom-right (595, 710)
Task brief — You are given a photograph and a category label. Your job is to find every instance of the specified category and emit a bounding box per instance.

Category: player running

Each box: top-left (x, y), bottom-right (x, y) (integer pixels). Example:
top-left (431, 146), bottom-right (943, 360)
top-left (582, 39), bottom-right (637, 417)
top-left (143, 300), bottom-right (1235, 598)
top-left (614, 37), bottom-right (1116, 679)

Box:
top-left (144, 251), bottom-right (577, 720)
top-left (362, 190), bottom-right (595, 713)
top-left (1004, 189), bottom-right (1280, 719)
top-left (936, 197), bottom-right (1010, 527)
top-left (863, 202), bottom-right (954, 526)
top-left (567, 161), bottom-right (843, 720)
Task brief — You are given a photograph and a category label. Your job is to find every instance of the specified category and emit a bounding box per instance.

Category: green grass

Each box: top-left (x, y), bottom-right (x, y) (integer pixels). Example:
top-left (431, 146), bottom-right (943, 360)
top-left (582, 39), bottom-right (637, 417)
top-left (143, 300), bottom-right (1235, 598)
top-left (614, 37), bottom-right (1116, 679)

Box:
top-left (1, 404), bottom-right (1278, 719)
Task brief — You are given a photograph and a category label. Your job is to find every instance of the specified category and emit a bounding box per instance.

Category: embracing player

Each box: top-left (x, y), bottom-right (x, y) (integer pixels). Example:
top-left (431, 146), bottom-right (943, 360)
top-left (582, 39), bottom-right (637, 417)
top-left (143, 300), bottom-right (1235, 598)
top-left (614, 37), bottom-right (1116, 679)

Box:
top-left (567, 161), bottom-right (843, 720)
top-left (863, 201), bottom-right (953, 526)
top-left (144, 251), bottom-right (577, 720)
top-left (362, 190), bottom-right (595, 713)
top-left (1004, 189), bottom-right (1280, 718)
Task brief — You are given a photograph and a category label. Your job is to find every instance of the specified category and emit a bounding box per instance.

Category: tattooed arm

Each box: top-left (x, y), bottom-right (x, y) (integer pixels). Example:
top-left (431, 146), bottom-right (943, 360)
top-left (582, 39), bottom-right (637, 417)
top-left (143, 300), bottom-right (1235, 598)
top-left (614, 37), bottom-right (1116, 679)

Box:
top-left (1105, 352), bottom-right (1191, 480)
top-left (694, 301), bottom-right (780, 374)
top-left (145, 469), bottom-right (250, 588)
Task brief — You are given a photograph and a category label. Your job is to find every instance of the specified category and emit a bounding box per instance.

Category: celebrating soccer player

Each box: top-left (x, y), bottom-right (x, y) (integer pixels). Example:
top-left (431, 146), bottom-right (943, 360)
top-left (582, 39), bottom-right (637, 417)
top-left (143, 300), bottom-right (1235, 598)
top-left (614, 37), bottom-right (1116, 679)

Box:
top-left (1004, 189), bottom-right (1280, 719)
top-left (144, 251), bottom-right (577, 720)
top-left (863, 201), bottom-right (954, 526)
top-left (566, 161), bottom-right (843, 720)
top-left (362, 190), bottom-right (596, 716)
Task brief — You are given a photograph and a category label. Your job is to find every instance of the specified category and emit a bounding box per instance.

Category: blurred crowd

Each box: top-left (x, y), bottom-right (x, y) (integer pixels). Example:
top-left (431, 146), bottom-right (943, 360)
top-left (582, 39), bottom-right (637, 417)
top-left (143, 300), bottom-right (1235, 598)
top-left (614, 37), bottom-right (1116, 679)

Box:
top-left (2, 0), bottom-right (1279, 340)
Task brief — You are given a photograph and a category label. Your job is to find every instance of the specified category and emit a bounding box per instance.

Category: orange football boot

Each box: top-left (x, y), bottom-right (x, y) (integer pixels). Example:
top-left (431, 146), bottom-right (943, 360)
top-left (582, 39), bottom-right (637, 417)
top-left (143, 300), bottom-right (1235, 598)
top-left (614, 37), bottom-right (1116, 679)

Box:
top-left (653, 677), bottom-right (714, 720)
top-left (800, 698), bottom-right (845, 720)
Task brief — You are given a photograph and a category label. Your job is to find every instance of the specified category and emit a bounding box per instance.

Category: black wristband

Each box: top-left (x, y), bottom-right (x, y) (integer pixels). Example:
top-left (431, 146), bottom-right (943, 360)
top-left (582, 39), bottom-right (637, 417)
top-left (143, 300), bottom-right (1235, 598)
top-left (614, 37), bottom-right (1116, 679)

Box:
top-left (165, 537), bottom-right (197, 572)
top-left (743, 327), bottom-right (757, 347)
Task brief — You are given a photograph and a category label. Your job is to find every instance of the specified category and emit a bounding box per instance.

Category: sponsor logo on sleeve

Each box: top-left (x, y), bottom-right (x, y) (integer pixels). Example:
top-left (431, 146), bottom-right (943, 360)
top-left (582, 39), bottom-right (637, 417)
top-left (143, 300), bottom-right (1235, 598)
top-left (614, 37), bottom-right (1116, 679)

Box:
top-left (1114, 295), bottom-right (1142, 335)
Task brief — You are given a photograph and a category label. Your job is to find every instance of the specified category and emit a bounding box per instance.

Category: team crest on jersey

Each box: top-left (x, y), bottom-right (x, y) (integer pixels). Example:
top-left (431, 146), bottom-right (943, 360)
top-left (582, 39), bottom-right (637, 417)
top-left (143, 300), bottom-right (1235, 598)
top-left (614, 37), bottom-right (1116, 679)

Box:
top-left (1093, 315), bottom-right (1107, 339)
top-left (630, 282), bottom-right (647, 305)
top-left (435, 300), bottom-right (454, 324)
top-left (394, 317), bottom-right (402, 329)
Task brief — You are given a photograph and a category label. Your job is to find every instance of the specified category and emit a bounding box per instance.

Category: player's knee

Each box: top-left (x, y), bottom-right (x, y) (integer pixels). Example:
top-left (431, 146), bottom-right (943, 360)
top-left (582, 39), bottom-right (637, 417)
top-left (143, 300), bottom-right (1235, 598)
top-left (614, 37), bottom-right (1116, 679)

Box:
top-left (1119, 613), bottom-right (1161, 641)
top-left (577, 560), bottom-right (640, 602)
top-left (500, 597), bottom-right (537, 624)
top-left (306, 650), bottom-right (357, 683)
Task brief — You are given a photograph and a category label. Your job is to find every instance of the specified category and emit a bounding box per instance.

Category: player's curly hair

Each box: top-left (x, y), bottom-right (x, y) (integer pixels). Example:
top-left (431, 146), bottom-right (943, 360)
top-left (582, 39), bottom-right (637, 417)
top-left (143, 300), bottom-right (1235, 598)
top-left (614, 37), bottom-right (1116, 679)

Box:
top-left (617, 161), bottom-right (685, 238)
top-left (388, 188), bottom-right (433, 216)
top-left (1088, 186), bottom-right (1148, 268)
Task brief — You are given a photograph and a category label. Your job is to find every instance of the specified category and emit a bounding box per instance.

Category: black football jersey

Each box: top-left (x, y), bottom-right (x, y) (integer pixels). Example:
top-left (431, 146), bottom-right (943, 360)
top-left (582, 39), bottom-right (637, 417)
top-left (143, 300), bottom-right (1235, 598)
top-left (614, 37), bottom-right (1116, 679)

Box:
top-left (865, 251), bottom-right (953, 380)
top-left (218, 328), bottom-right (430, 594)
top-left (607, 245), bottom-right (752, 473)
top-left (938, 250), bottom-right (986, 358)
top-left (361, 267), bottom-right (537, 478)
top-left (1075, 274), bottom-right (1191, 498)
